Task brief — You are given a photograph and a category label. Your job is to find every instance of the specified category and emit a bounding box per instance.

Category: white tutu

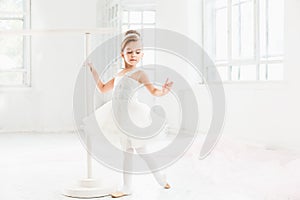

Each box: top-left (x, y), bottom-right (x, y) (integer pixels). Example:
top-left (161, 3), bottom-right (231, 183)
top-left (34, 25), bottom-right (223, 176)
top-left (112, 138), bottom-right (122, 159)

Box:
top-left (82, 71), bottom-right (167, 151)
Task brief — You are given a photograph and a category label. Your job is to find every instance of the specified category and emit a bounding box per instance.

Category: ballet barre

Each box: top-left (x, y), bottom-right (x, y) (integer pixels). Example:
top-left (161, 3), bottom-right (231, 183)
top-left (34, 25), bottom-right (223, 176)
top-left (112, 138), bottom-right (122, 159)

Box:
top-left (0, 28), bottom-right (115, 36)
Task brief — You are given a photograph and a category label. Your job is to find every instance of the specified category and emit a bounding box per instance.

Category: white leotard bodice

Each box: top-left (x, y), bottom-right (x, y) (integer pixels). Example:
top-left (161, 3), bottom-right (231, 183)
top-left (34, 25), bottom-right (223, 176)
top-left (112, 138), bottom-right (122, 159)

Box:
top-left (113, 70), bottom-right (142, 101)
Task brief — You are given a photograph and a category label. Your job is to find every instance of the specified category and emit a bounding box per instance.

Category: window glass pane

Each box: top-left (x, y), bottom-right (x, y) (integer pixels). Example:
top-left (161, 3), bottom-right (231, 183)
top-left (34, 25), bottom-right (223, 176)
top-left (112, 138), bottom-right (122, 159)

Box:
top-left (217, 67), bottom-right (228, 81)
top-left (262, 55), bottom-right (283, 62)
top-left (268, 0), bottom-right (284, 56)
top-left (111, 6), bottom-right (115, 19)
top-left (232, 5), bottom-right (239, 59)
top-left (239, 65), bottom-right (256, 80)
top-left (232, 0), bottom-right (251, 4)
top-left (122, 24), bottom-right (129, 33)
top-left (143, 24), bottom-right (155, 29)
top-left (204, 0), bottom-right (216, 60)
top-left (241, 1), bottom-right (254, 59)
top-left (143, 11), bottom-right (155, 23)
top-left (231, 66), bottom-right (240, 80)
top-left (0, 0), bottom-right (29, 86)
top-left (215, 0), bottom-right (227, 9)
top-left (0, 71), bottom-right (24, 85)
top-left (0, 0), bottom-right (23, 13)
top-left (115, 4), bottom-right (118, 17)
top-left (129, 24), bottom-right (142, 30)
top-left (259, 64), bottom-right (267, 80)
top-left (260, 0), bottom-right (284, 58)
top-left (0, 54), bottom-right (17, 69)
top-left (215, 7), bottom-right (227, 61)
top-left (232, 1), bottom-right (254, 59)
top-left (108, 8), bottom-right (111, 20)
top-left (0, 35), bottom-right (23, 68)
top-left (129, 11), bottom-right (142, 23)
top-left (260, 0), bottom-right (267, 58)
top-left (122, 11), bottom-right (128, 23)
top-left (267, 63), bottom-right (283, 80)
top-left (0, 12), bottom-right (23, 19)
top-left (0, 19), bottom-right (23, 29)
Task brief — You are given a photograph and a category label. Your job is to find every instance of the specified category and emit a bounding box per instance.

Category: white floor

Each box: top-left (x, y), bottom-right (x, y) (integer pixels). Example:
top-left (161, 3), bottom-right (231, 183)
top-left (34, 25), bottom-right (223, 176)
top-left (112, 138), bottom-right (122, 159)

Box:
top-left (0, 132), bottom-right (299, 200)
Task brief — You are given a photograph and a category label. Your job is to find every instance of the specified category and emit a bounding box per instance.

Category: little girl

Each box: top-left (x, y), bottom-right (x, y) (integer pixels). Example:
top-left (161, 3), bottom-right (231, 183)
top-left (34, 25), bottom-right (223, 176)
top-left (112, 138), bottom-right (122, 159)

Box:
top-left (87, 30), bottom-right (173, 198)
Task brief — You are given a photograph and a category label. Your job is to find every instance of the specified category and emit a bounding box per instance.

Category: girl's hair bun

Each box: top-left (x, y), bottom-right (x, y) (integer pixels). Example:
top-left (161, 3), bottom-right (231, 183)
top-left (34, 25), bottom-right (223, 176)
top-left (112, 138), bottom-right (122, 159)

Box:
top-left (121, 30), bottom-right (141, 51)
top-left (125, 30), bottom-right (140, 37)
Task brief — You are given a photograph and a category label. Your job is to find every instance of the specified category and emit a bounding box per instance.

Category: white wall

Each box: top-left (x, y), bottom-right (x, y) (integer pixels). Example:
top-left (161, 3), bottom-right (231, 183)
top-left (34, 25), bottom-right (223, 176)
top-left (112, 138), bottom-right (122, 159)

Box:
top-left (0, 0), bottom-right (97, 132)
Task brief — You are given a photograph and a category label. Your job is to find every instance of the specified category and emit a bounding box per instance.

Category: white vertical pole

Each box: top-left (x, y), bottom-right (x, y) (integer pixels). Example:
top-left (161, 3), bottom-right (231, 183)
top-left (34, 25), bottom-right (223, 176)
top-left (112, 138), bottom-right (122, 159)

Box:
top-left (84, 32), bottom-right (92, 179)
top-left (63, 32), bottom-right (114, 198)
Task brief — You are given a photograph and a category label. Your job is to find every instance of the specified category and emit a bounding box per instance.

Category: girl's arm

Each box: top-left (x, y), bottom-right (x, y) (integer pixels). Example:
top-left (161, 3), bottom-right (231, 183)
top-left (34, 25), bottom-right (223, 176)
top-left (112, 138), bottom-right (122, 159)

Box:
top-left (87, 63), bottom-right (114, 93)
top-left (138, 71), bottom-right (173, 97)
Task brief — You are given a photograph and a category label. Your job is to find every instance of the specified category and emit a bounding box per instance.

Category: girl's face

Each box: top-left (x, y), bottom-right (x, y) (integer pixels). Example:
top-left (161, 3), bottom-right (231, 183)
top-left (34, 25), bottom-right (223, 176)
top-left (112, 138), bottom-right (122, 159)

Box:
top-left (121, 41), bottom-right (143, 67)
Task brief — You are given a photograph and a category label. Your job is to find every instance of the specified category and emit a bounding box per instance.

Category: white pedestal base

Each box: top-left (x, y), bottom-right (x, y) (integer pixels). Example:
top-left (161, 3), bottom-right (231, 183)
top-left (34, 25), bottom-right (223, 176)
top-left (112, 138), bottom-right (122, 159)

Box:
top-left (63, 178), bottom-right (116, 198)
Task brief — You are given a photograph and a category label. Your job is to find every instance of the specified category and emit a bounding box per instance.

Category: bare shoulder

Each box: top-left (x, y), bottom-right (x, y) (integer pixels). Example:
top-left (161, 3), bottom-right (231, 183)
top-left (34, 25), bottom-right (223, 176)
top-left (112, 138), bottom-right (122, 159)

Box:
top-left (132, 69), bottom-right (148, 79)
top-left (136, 69), bottom-right (148, 78)
top-left (134, 70), bottom-right (151, 84)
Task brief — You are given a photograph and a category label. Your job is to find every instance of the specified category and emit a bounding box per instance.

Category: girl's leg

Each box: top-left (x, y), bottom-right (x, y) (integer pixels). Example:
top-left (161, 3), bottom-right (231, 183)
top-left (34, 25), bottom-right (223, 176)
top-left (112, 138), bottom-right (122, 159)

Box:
top-left (122, 146), bottom-right (134, 194)
top-left (135, 146), bottom-right (169, 188)
top-left (110, 140), bottom-right (134, 198)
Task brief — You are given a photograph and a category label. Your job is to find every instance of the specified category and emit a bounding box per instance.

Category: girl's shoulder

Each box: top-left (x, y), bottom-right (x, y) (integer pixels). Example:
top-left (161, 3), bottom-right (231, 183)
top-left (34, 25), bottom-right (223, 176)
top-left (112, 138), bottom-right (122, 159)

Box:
top-left (115, 68), bottom-right (145, 77)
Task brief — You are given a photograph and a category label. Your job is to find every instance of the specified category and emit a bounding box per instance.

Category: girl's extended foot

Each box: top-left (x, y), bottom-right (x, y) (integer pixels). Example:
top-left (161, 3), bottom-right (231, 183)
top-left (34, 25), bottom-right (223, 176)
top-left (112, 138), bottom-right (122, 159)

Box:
top-left (164, 183), bottom-right (171, 189)
top-left (110, 191), bottom-right (130, 198)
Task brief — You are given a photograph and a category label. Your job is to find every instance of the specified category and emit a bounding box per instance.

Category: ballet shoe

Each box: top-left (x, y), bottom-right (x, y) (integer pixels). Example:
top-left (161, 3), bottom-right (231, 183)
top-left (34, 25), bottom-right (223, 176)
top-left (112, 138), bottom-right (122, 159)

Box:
top-left (110, 191), bottom-right (130, 198)
top-left (160, 174), bottom-right (170, 189)
top-left (164, 183), bottom-right (171, 189)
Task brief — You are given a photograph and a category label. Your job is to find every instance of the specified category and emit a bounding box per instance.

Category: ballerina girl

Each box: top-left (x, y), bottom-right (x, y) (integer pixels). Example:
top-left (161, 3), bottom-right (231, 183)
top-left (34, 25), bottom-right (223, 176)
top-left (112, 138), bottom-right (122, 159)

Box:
top-left (87, 30), bottom-right (173, 198)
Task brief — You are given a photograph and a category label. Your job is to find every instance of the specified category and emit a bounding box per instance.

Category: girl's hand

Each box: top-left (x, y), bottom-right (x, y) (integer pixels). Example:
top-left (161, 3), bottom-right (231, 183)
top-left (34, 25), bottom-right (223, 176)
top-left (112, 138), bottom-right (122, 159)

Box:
top-left (86, 61), bottom-right (94, 72)
top-left (162, 78), bottom-right (173, 95)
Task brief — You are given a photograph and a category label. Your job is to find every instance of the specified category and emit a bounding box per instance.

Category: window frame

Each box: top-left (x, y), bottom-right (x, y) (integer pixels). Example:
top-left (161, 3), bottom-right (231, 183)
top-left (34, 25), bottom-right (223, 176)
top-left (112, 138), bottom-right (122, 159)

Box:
top-left (0, 0), bottom-right (31, 87)
top-left (121, 10), bottom-right (156, 34)
top-left (203, 0), bottom-right (284, 82)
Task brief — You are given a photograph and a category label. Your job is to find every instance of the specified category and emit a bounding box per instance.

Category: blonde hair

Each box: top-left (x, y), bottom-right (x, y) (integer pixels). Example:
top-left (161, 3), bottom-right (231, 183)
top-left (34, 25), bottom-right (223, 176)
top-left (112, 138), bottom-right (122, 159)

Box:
top-left (121, 30), bottom-right (141, 52)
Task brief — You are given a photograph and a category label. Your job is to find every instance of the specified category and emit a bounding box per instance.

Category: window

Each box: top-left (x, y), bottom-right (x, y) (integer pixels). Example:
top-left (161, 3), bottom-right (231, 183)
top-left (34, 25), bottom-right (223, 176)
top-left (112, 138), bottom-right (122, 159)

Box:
top-left (0, 0), bottom-right (31, 87)
top-left (121, 10), bottom-right (156, 32)
top-left (204, 0), bottom-right (284, 82)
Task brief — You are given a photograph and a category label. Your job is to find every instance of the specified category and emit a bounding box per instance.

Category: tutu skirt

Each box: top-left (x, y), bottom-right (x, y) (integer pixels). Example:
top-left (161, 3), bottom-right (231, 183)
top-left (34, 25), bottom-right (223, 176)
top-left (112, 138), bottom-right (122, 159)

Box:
top-left (83, 98), bottom-right (166, 151)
